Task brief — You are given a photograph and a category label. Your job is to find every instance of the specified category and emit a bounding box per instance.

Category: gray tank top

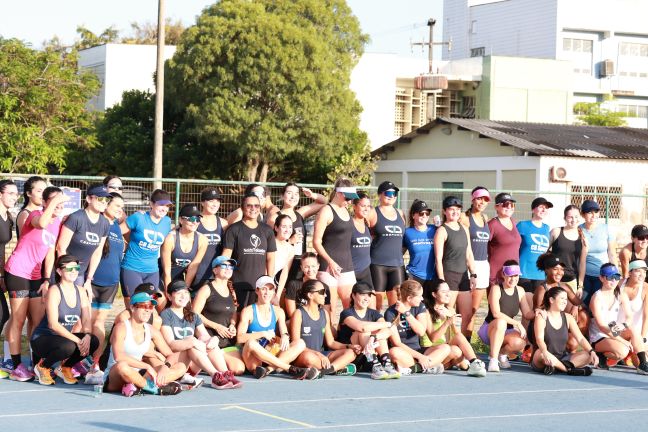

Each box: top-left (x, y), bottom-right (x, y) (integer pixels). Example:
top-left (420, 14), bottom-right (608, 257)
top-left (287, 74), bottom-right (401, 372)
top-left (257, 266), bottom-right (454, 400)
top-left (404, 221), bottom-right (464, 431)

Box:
top-left (442, 223), bottom-right (468, 273)
top-left (350, 221), bottom-right (371, 272)
top-left (485, 285), bottom-right (520, 327)
top-left (468, 214), bottom-right (490, 261)
top-left (543, 312), bottom-right (568, 358)
top-left (170, 231), bottom-right (200, 280)
top-left (370, 207), bottom-right (405, 267)
top-left (298, 306), bottom-right (326, 352)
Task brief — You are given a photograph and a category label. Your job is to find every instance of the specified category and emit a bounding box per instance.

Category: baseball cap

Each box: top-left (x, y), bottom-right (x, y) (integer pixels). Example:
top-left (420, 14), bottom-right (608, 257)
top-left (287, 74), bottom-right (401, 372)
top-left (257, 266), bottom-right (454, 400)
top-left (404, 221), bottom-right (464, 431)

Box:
top-left (377, 181), bottom-right (399, 194)
top-left (581, 199), bottom-right (600, 213)
top-left (495, 193), bottom-right (516, 205)
top-left (442, 196), bottom-right (462, 209)
top-left (532, 197), bottom-right (554, 210)
top-left (255, 275), bottom-right (276, 289)
top-left (542, 254), bottom-right (564, 269)
top-left (411, 200), bottom-right (430, 214)
top-left (201, 188), bottom-right (221, 201)
top-left (471, 188), bottom-right (491, 202)
top-left (212, 256), bottom-right (237, 268)
top-left (502, 264), bottom-right (522, 277)
top-left (351, 281), bottom-right (375, 295)
top-left (631, 224), bottom-right (648, 238)
top-left (133, 282), bottom-right (162, 298)
top-left (130, 292), bottom-right (158, 306)
top-left (629, 260), bottom-right (648, 271)
top-left (56, 254), bottom-right (80, 268)
top-left (151, 189), bottom-right (173, 206)
top-left (600, 264), bottom-right (621, 278)
top-left (179, 204), bottom-right (201, 218)
top-left (87, 184), bottom-right (111, 198)
top-left (167, 279), bottom-right (189, 294)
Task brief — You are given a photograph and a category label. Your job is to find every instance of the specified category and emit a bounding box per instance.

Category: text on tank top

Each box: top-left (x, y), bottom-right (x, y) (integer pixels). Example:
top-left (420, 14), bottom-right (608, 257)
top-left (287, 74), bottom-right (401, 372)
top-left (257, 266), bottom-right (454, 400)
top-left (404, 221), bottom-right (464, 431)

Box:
top-left (170, 231), bottom-right (200, 280)
top-left (247, 304), bottom-right (277, 333)
top-left (350, 221), bottom-right (372, 272)
top-left (298, 305), bottom-right (326, 352)
top-left (370, 206), bottom-right (405, 267)
top-left (551, 228), bottom-right (581, 282)
top-left (194, 216), bottom-right (223, 286)
top-left (485, 285), bottom-right (520, 327)
top-left (468, 214), bottom-right (489, 261)
top-left (442, 223), bottom-right (468, 273)
top-left (33, 285), bottom-right (81, 338)
top-left (318, 204), bottom-right (354, 272)
top-left (544, 312), bottom-right (568, 358)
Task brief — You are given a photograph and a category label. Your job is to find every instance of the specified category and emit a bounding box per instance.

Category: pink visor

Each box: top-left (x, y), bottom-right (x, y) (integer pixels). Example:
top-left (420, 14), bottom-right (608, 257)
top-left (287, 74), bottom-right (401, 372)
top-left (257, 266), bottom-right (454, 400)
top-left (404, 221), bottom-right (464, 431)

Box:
top-left (502, 265), bottom-right (521, 277)
top-left (472, 189), bottom-right (490, 201)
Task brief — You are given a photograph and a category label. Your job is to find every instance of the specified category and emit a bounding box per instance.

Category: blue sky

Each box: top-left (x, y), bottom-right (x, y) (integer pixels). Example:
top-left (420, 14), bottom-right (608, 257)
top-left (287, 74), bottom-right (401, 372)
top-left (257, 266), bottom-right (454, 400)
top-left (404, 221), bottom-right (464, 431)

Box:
top-left (0, 0), bottom-right (443, 57)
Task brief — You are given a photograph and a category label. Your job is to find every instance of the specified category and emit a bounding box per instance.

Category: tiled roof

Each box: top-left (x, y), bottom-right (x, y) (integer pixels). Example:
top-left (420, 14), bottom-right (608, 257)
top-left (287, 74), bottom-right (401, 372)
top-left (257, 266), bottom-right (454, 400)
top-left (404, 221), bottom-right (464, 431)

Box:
top-left (375, 118), bottom-right (648, 160)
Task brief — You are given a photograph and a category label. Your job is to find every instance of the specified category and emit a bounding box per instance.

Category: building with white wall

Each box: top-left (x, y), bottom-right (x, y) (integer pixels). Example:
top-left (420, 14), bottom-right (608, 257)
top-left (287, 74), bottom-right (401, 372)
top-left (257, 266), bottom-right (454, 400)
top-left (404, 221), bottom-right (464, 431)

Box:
top-left (442, 0), bottom-right (648, 127)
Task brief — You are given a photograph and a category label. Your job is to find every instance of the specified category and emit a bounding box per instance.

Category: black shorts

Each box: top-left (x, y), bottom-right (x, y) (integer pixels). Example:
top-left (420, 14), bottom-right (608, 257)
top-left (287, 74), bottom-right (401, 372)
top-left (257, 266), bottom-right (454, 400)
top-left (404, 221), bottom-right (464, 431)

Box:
top-left (409, 274), bottom-right (435, 298)
top-left (91, 283), bottom-right (119, 309)
top-left (354, 266), bottom-right (374, 290)
top-left (370, 264), bottom-right (405, 293)
top-left (233, 282), bottom-right (256, 312)
top-left (518, 278), bottom-right (544, 294)
top-left (5, 272), bottom-right (43, 299)
top-left (445, 270), bottom-right (470, 292)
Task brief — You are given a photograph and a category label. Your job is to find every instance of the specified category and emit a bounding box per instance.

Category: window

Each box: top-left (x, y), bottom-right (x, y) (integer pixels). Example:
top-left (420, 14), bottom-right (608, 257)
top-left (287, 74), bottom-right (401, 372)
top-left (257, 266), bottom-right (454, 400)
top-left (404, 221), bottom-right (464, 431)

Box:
top-left (470, 20), bottom-right (478, 34)
top-left (563, 38), bottom-right (593, 53)
top-left (563, 38), bottom-right (593, 75)
top-left (470, 47), bottom-right (485, 57)
top-left (617, 105), bottom-right (648, 118)
top-left (620, 42), bottom-right (648, 57)
top-left (570, 185), bottom-right (622, 218)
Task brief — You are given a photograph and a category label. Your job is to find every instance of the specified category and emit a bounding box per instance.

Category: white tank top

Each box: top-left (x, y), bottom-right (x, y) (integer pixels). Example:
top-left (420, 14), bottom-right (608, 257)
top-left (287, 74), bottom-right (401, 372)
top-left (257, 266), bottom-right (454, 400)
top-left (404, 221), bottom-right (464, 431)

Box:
top-left (618, 282), bottom-right (645, 335)
top-left (588, 290), bottom-right (621, 343)
top-left (106, 319), bottom-right (152, 372)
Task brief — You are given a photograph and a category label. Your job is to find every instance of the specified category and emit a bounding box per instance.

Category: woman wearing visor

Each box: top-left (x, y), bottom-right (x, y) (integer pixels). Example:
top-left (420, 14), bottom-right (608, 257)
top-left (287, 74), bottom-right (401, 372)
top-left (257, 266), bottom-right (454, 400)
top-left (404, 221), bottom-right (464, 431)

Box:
top-left (488, 193), bottom-right (522, 288)
top-left (618, 260), bottom-right (648, 358)
top-left (313, 178), bottom-right (358, 311)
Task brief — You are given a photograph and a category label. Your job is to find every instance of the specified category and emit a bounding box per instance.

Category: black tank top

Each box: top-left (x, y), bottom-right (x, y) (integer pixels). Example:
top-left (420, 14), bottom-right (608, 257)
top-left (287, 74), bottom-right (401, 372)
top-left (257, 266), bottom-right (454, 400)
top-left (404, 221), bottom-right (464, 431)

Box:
top-left (370, 207), bottom-right (405, 267)
top-left (630, 247), bottom-right (648, 281)
top-left (350, 221), bottom-right (371, 272)
top-left (202, 282), bottom-right (236, 348)
top-left (543, 312), bottom-right (568, 358)
top-left (551, 228), bottom-right (581, 283)
top-left (287, 211), bottom-right (306, 257)
top-left (170, 231), bottom-right (200, 281)
top-left (318, 204), bottom-right (354, 272)
top-left (15, 208), bottom-right (30, 239)
top-left (0, 213), bottom-right (13, 264)
top-left (194, 217), bottom-right (223, 288)
top-left (442, 223), bottom-right (468, 273)
top-left (298, 305), bottom-right (326, 352)
top-left (485, 285), bottom-right (520, 328)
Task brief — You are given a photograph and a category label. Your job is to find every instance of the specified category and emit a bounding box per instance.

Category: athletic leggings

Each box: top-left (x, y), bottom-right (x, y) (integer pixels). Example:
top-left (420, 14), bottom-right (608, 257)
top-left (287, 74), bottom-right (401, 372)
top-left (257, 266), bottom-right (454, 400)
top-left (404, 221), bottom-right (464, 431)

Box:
top-left (31, 333), bottom-right (99, 368)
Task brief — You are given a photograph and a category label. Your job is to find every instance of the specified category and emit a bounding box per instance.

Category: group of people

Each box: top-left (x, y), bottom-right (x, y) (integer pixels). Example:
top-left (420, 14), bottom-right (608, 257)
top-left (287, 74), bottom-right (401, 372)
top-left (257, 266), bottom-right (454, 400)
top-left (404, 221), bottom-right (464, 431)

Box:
top-left (1, 176), bottom-right (647, 397)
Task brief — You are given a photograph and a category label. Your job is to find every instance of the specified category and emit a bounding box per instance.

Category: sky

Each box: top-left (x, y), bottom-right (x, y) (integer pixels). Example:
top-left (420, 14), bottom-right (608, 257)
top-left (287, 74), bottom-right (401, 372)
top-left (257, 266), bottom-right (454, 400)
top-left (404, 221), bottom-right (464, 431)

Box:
top-left (0, 0), bottom-right (444, 58)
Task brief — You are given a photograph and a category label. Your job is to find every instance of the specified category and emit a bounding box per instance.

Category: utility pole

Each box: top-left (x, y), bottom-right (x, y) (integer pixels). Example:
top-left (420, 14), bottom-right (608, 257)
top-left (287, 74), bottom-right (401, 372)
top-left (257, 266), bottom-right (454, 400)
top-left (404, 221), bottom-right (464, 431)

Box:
top-left (153, 0), bottom-right (165, 190)
top-left (410, 18), bottom-right (451, 74)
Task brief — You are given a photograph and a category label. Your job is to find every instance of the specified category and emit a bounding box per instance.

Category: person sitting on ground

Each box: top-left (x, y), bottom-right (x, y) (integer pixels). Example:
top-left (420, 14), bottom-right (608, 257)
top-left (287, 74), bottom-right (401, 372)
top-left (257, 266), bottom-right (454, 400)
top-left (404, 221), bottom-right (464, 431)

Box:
top-left (336, 282), bottom-right (401, 380)
top-left (617, 259), bottom-right (648, 366)
top-left (237, 276), bottom-right (318, 380)
top-left (384, 280), bottom-right (449, 375)
top-left (283, 252), bottom-right (331, 319)
top-left (289, 280), bottom-right (358, 377)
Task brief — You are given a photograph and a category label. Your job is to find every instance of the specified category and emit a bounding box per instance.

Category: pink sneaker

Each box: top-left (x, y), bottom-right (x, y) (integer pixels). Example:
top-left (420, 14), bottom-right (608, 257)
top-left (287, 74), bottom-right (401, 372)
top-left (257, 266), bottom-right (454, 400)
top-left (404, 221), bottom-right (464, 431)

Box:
top-left (225, 371), bottom-right (242, 389)
top-left (9, 363), bottom-right (34, 382)
top-left (121, 383), bottom-right (141, 397)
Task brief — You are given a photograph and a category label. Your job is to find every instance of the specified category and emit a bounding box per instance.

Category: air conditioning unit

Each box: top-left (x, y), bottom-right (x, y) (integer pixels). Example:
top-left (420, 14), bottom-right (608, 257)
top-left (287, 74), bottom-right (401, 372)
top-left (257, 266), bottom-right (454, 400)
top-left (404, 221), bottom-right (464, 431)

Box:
top-left (550, 166), bottom-right (570, 182)
top-left (600, 59), bottom-right (615, 77)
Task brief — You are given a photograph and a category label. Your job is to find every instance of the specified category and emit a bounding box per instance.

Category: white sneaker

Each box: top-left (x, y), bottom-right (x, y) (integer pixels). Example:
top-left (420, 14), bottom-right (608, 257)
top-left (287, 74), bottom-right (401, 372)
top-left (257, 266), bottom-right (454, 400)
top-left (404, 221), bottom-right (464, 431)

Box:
top-left (467, 359), bottom-right (487, 377)
top-left (488, 358), bottom-right (500, 372)
top-left (498, 355), bottom-right (512, 369)
top-left (397, 366), bottom-right (412, 376)
top-left (84, 369), bottom-right (104, 385)
top-left (180, 373), bottom-right (204, 389)
top-left (422, 364), bottom-right (444, 375)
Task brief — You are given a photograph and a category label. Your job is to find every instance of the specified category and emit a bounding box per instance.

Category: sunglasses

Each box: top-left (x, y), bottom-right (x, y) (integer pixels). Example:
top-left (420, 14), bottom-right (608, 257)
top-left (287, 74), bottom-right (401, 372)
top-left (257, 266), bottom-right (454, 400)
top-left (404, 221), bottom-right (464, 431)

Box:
top-left (605, 275), bottom-right (621, 281)
top-left (418, 211), bottom-right (431, 216)
top-left (637, 236), bottom-right (648, 241)
top-left (497, 202), bottom-right (515, 208)
top-left (61, 265), bottom-right (81, 272)
top-left (383, 190), bottom-right (398, 198)
top-left (311, 289), bottom-right (327, 295)
top-left (107, 185), bottom-right (123, 190)
top-left (218, 264), bottom-right (235, 270)
top-left (96, 196), bottom-right (110, 203)
top-left (134, 303), bottom-right (155, 310)
top-left (181, 216), bottom-right (201, 223)
top-left (245, 204), bottom-right (261, 209)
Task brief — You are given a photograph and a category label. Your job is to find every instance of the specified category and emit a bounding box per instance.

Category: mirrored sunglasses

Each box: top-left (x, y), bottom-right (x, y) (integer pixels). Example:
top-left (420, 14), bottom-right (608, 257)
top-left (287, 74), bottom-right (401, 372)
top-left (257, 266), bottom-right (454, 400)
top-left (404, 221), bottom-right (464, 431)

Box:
top-left (62, 265), bottom-right (81, 272)
top-left (181, 216), bottom-right (201, 223)
top-left (383, 190), bottom-right (398, 198)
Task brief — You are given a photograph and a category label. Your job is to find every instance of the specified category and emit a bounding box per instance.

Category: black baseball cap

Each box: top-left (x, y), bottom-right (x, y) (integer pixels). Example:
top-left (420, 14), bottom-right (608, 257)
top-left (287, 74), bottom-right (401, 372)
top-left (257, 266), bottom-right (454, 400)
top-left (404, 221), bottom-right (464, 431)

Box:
top-left (411, 200), bottom-right (430, 214)
top-left (631, 224), bottom-right (648, 238)
top-left (377, 181), bottom-right (399, 194)
top-left (351, 282), bottom-right (375, 295)
top-left (495, 193), bottom-right (516, 205)
top-left (179, 204), bottom-right (201, 218)
top-left (167, 279), bottom-right (189, 294)
top-left (531, 197), bottom-right (554, 210)
top-left (542, 254), bottom-right (564, 269)
top-left (134, 282), bottom-right (163, 298)
top-left (442, 196), bottom-right (462, 209)
top-left (87, 184), bottom-right (111, 198)
top-left (581, 199), bottom-right (600, 213)
top-left (56, 254), bottom-right (80, 268)
top-left (200, 188), bottom-right (221, 201)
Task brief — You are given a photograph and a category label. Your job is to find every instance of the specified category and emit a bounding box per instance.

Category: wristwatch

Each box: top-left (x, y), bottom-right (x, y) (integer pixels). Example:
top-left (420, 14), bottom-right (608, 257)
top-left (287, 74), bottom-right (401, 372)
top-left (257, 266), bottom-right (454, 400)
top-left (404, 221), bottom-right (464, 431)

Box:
top-left (470, 274), bottom-right (477, 279)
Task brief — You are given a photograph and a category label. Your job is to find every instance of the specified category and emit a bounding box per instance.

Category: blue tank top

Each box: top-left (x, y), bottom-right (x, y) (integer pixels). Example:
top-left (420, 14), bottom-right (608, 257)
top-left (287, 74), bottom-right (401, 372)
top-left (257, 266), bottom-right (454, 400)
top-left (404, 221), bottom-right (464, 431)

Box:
top-left (122, 212), bottom-right (172, 273)
top-left (468, 214), bottom-right (490, 261)
top-left (370, 207), bottom-right (405, 267)
top-left (403, 225), bottom-right (436, 280)
top-left (350, 221), bottom-right (371, 272)
top-left (517, 220), bottom-right (550, 280)
top-left (32, 285), bottom-right (81, 339)
top-left (298, 306), bottom-right (326, 352)
top-left (169, 231), bottom-right (200, 281)
top-left (93, 221), bottom-right (124, 286)
top-left (193, 217), bottom-right (223, 288)
top-left (247, 304), bottom-right (277, 333)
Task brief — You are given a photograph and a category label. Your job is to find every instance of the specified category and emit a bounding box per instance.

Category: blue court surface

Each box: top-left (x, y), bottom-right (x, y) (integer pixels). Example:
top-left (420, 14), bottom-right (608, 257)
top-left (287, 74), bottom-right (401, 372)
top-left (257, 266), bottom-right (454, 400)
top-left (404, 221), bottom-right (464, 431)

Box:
top-left (2, 360), bottom-right (648, 431)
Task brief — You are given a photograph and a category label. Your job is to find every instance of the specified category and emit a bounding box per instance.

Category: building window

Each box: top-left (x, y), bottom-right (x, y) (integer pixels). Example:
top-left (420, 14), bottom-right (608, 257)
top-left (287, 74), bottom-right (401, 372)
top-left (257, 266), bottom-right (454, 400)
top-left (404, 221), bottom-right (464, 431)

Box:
top-left (563, 38), bottom-right (593, 75)
top-left (570, 185), bottom-right (622, 218)
top-left (470, 20), bottom-right (478, 34)
top-left (470, 47), bottom-right (485, 57)
top-left (617, 105), bottom-right (648, 119)
top-left (620, 42), bottom-right (648, 57)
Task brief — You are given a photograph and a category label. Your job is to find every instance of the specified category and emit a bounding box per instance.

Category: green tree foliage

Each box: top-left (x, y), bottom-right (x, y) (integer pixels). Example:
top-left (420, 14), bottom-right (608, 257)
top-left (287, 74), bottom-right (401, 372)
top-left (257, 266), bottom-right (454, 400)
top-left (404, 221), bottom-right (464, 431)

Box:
top-left (121, 19), bottom-right (186, 45)
top-left (165, 0), bottom-right (369, 183)
top-left (327, 152), bottom-right (379, 186)
top-left (75, 26), bottom-right (120, 51)
top-left (0, 38), bottom-right (99, 173)
top-left (573, 101), bottom-right (628, 127)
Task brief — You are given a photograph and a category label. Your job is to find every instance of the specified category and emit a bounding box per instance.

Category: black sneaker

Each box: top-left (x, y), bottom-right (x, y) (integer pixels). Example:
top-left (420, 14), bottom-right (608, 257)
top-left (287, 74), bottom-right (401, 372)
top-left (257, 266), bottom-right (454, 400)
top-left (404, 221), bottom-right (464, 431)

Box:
top-left (319, 366), bottom-right (335, 377)
top-left (637, 362), bottom-right (648, 375)
top-left (304, 367), bottom-right (319, 380)
top-left (254, 366), bottom-right (270, 379)
top-left (158, 381), bottom-right (182, 396)
top-left (597, 353), bottom-right (609, 370)
top-left (567, 366), bottom-right (593, 376)
top-left (288, 366), bottom-right (314, 380)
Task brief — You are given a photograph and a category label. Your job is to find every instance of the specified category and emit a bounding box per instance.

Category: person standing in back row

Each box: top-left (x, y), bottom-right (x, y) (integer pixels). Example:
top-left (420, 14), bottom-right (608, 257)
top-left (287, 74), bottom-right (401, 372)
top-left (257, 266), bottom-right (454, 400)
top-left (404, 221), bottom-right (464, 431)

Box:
top-left (193, 188), bottom-right (229, 290)
top-left (488, 193), bottom-right (522, 287)
top-left (367, 181), bottom-right (406, 312)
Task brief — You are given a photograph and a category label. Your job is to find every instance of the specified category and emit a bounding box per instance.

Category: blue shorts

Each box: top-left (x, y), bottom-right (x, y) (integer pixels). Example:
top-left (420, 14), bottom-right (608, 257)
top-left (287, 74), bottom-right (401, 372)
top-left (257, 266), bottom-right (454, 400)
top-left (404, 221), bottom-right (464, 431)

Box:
top-left (120, 268), bottom-right (159, 297)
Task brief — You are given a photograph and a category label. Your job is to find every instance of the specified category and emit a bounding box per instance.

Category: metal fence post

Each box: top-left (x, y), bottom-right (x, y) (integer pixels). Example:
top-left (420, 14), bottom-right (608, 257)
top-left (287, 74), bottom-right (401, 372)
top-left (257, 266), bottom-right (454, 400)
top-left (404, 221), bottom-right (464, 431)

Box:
top-left (175, 180), bottom-right (181, 224)
top-left (605, 194), bottom-right (610, 225)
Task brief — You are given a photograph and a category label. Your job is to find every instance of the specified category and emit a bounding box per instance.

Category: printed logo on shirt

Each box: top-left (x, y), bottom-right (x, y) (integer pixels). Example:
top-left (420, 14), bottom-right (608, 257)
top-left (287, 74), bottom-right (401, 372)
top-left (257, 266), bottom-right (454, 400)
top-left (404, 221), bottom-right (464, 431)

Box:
top-left (398, 314), bottom-right (410, 329)
top-left (303, 326), bottom-right (311, 335)
top-left (81, 231), bottom-right (100, 246)
top-left (109, 231), bottom-right (121, 242)
top-left (140, 229), bottom-right (165, 251)
top-left (530, 234), bottom-right (550, 252)
top-left (64, 314), bottom-right (80, 324)
top-left (204, 233), bottom-right (221, 245)
top-left (354, 236), bottom-right (371, 247)
top-left (174, 258), bottom-right (191, 268)
top-left (476, 231), bottom-right (490, 241)
top-left (173, 326), bottom-right (195, 339)
top-left (243, 233), bottom-right (266, 255)
top-left (42, 230), bottom-right (57, 248)
top-left (384, 225), bottom-right (403, 235)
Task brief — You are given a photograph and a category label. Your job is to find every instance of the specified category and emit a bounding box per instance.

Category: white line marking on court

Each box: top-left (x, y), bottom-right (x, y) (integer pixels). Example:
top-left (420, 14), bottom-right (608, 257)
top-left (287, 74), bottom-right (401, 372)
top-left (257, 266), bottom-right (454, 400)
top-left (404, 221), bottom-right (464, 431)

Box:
top-left (1, 385), bottom-right (647, 418)
top-left (222, 405), bottom-right (314, 428)
top-left (0, 388), bottom-right (62, 395)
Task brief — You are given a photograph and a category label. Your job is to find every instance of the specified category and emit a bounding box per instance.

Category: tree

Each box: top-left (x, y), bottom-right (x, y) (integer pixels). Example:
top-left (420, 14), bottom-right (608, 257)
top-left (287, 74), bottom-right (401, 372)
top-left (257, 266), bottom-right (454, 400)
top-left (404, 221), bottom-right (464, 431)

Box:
top-left (0, 38), bottom-right (99, 173)
top-left (574, 100), bottom-right (628, 127)
top-left (74, 26), bottom-right (120, 51)
top-left (121, 19), bottom-right (186, 45)
top-left (165, 0), bottom-right (369, 183)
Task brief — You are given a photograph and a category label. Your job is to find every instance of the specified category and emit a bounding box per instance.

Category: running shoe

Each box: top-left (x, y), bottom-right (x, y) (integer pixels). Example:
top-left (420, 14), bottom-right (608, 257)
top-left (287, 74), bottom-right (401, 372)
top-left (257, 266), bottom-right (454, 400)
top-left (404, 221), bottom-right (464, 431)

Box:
top-left (335, 364), bottom-right (357, 376)
top-left (383, 362), bottom-right (401, 379)
top-left (410, 363), bottom-right (424, 374)
top-left (488, 358), bottom-right (500, 372)
top-left (54, 366), bottom-right (78, 385)
top-left (10, 363), bottom-right (34, 382)
top-left (287, 365), bottom-right (318, 380)
top-left (370, 363), bottom-right (389, 380)
top-left (224, 371), bottom-right (243, 389)
top-left (254, 366), bottom-right (270, 380)
top-left (84, 368), bottom-right (104, 385)
top-left (521, 346), bottom-right (533, 363)
top-left (158, 381), bottom-right (183, 395)
top-left (142, 376), bottom-right (159, 394)
top-left (467, 359), bottom-right (487, 377)
top-left (422, 364), bottom-right (444, 375)
top-left (498, 355), bottom-right (512, 369)
top-left (637, 362), bottom-right (648, 375)
top-left (397, 366), bottom-right (412, 376)
top-left (179, 373), bottom-right (204, 389)
top-left (0, 359), bottom-right (14, 372)
top-left (319, 366), bottom-right (336, 377)
top-left (71, 362), bottom-right (87, 378)
top-left (597, 353), bottom-right (609, 370)
top-left (0, 369), bottom-right (8, 379)
top-left (34, 360), bottom-right (55, 386)
top-left (212, 371), bottom-right (234, 389)
top-left (121, 383), bottom-right (142, 397)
